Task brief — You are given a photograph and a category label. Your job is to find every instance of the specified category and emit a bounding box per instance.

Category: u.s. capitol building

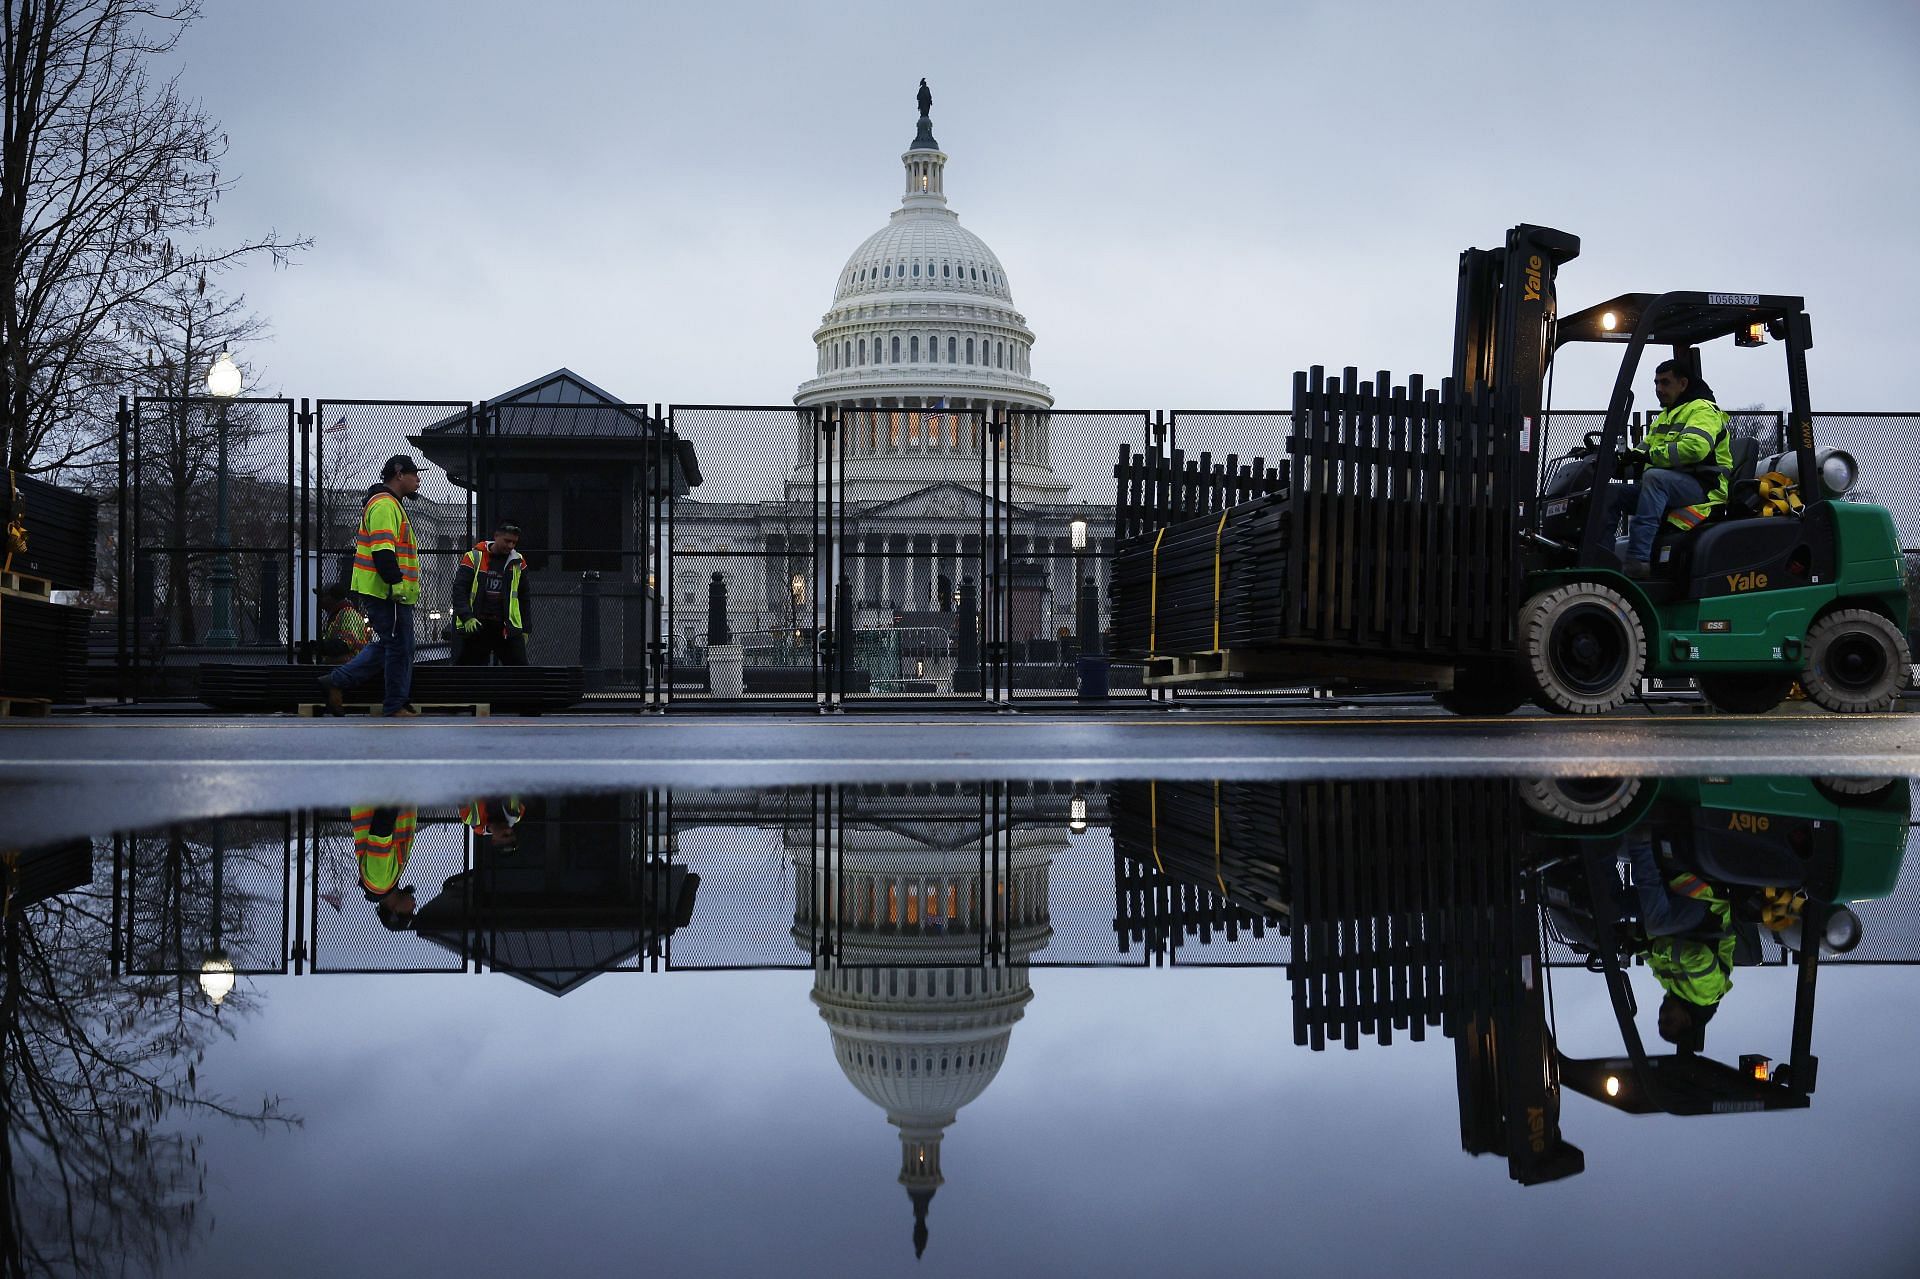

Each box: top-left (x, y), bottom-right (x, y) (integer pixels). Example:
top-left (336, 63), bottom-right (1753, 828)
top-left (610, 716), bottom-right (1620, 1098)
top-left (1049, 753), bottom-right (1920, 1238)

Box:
top-left (668, 83), bottom-right (1113, 685)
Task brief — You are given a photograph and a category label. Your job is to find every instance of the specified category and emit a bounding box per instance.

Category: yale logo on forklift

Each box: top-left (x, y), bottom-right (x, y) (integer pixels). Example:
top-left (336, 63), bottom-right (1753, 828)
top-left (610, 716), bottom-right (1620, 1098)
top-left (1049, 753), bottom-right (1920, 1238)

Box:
top-left (1725, 571), bottom-right (1768, 592)
top-left (1523, 255), bottom-right (1544, 302)
top-left (1727, 812), bottom-right (1771, 833)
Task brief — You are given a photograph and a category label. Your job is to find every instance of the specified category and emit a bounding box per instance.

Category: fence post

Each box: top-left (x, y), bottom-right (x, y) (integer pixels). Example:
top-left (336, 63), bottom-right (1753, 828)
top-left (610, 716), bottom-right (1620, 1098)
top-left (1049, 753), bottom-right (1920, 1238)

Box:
top-left (116, 397), bottom-right (131, 702)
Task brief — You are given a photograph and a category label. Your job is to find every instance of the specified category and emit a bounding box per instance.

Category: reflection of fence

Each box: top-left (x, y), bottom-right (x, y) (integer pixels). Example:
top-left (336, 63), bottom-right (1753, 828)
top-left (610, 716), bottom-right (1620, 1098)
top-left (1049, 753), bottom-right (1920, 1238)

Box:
top-left (102, 783), bottom-right (1920, 991)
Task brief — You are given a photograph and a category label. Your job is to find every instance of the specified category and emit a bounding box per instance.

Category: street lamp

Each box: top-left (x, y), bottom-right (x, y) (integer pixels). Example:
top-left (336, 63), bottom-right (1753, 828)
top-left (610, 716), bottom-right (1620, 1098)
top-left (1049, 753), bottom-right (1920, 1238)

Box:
top-left (1069, 792), bottom-right (1088, 835)
top-left (199, 951), bottom-right (235, 1007)
top-left (204, 350), bottom-right (242, 647)
top-left (1069, 518), bottom-right (1089, 653)
top-left (789, 572), bottom-right (805, 659)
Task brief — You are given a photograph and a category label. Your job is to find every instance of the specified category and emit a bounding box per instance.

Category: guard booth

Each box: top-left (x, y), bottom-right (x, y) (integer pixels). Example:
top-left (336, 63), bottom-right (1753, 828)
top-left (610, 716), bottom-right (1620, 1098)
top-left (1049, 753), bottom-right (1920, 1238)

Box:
top-left (411, 370), bottom-right (699, 691)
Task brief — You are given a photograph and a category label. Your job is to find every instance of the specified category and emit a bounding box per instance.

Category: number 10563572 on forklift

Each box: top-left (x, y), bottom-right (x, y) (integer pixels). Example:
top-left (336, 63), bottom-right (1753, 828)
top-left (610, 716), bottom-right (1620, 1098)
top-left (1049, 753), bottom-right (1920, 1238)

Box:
top-left (1447, 228), bottom-right (1911, 716)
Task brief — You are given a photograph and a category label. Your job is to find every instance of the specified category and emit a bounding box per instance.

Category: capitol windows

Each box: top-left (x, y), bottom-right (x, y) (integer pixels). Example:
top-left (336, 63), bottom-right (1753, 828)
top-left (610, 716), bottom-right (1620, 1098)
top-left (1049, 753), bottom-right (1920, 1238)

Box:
top-left (882, 264), bottom-right (889, 278)
top-left (943, 263), bottom-right (951, 278)
top-left (891, 336), bottom-right (900, 362)
top-left (857, 338), bottom-right (866, 364)
top-left (910, 336), bottom-right (919, 362)
top-left (947, 336), bottom-right (956, 363)
top-left (911, 262), bottom-right (919, 277)
top-left (966, 337), bottom-right (974, 364)
top-left (997, 341), bottom-right (1005, 368)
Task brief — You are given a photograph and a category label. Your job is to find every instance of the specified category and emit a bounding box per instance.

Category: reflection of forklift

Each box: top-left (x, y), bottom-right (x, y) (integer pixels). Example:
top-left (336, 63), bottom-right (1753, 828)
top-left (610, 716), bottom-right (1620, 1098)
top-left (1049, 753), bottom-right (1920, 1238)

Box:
top-left (1106, 775), bottom-right (1910, 1184)
top-left (1528, 775), bottom-right (1909, 1119)
top-left (1441, 226), bottom-right (1910, 715)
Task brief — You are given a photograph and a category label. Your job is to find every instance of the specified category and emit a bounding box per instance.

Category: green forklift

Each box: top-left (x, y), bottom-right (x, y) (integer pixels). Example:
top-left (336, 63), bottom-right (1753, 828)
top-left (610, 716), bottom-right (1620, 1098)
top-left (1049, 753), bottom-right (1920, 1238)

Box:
top-left (1443, 227), bottom-right (1911, 715)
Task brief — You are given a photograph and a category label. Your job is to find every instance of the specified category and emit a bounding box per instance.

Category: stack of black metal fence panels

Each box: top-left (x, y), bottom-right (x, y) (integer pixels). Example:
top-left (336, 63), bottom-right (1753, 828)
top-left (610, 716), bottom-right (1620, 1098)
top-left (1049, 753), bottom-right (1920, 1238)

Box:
top-left (9, 472), bottom-right (99, 590)
top-left (0, 595), bottom-right (91, 702)
top-left (1111, 368), bottom-right (1523, 664)
top-left (195, 663), bottom-right (585, 712)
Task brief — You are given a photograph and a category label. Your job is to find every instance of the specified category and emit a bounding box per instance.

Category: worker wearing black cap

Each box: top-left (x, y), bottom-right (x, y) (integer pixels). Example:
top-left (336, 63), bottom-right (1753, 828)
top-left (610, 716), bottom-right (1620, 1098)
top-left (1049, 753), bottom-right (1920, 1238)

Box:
top-left (319, 455), bottom-right (423, 716)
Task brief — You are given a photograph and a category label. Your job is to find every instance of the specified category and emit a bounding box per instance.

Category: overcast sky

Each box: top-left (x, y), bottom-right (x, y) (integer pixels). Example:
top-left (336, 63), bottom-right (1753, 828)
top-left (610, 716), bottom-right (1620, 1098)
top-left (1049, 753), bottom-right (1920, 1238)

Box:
top-left (182, 0), bottom-right (1920, 414)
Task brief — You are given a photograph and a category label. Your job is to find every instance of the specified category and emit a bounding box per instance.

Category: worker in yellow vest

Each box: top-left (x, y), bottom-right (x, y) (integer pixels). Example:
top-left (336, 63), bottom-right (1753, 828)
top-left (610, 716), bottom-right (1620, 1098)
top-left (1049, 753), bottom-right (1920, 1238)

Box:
top-left (452, 521), bottom-right (531, 665)
top-left (319, 455), bottom-right (422, 716)
top-left (353, 804), bottom-right (420, 930)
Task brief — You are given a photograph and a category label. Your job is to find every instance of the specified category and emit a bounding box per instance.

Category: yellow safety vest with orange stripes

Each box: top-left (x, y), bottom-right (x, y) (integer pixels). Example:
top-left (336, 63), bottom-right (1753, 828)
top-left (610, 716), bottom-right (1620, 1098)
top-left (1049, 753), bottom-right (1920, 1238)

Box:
top-left (352, 806), bottom-right (420, 895)
top-left (1646, 398), bottom-right (1734, 533)
top-left (350, 489), bottom-right (421, 605)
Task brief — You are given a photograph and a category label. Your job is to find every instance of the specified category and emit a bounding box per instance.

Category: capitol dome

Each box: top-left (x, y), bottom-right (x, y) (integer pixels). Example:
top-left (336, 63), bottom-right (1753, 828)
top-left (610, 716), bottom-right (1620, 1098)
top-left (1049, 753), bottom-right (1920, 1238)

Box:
top-left (794, 81), bottom-right (1062, 504)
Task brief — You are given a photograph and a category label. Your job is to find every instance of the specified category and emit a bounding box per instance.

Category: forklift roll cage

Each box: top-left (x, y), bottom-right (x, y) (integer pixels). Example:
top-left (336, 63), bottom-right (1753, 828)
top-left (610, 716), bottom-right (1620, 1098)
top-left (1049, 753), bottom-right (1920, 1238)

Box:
top-left (1547, 289), bottom-right (1822, 569)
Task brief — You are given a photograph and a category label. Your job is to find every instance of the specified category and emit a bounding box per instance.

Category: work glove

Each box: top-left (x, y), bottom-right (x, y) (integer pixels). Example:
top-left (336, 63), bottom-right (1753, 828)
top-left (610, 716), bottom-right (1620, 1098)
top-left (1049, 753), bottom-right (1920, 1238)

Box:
top-left (458, 616), bottom-right (481, 635)
top-left (1618, 448), bottom-right (1649, 469)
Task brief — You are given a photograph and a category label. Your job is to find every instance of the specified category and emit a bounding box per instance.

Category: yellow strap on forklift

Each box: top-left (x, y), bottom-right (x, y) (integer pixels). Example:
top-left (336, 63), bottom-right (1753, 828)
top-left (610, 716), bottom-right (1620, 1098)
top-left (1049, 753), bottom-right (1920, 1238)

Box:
top-left (1211, 510), bottom-right (1229, 654)
top-left (1147, 526), bottom-right (1167, 655)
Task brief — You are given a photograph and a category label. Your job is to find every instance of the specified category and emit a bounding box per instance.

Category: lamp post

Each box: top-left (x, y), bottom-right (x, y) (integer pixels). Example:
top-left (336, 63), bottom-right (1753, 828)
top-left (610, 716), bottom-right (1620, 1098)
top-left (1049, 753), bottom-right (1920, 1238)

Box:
top-left (789, 572), bottom-right (805, 661)
top-left (1069, 518), bottom-right (1088, 653)
top-left (204, 350), bottom-right (242, 647)
top-left (1068, 792), bottom-right (1088, 835)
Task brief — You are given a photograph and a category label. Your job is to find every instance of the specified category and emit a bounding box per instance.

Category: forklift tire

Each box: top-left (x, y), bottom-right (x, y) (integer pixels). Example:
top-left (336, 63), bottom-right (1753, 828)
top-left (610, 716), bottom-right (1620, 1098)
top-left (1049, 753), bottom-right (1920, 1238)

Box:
top-left (1697, 672), bottom-right (1795, 715)
top-left (1800, 608), bottom-right (1910, 713)
top-left (1520, 581), bottom-right (1646, 714)
top-left (1434, 660), bottom-right (1528, 716)
top-left (1520, 777), bottom-right (1643, 825)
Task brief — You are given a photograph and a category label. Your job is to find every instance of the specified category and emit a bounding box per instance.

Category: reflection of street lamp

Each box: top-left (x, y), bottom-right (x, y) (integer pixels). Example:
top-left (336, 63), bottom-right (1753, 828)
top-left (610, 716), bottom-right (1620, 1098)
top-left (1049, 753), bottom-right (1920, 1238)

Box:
top-left (1069, 792), bottom-right (1088, 835)
top-left (199, 951), bottom-right (235, 1007)
top-left (204, 351), bottom-right (242, 647)
top-left (199, 825), bottom-right (232, 1007)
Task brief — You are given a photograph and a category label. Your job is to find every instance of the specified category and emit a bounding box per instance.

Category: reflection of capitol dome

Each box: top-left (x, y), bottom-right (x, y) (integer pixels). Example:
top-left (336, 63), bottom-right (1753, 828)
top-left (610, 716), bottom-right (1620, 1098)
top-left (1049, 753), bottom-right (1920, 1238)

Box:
top-left (793, 82), bottom-right (1060, 505)
top-left (792, 810), bottom-right (1058, 1257)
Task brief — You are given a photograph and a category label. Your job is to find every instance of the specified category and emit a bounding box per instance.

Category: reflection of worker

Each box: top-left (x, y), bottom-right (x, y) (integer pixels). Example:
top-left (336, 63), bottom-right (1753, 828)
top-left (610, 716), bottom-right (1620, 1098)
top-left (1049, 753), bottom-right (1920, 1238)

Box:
top-left (1623, 833), bottom-right (1735, 1051)
top-left (315, 584), bottom-right (369, 662)
top-left (460, 794), bottom-right (526, 852)
top-left (1606, 360), bottom-right (1733, 579)
top-left (452, 522), bottom-right (531, 666)
top-left (353, 805), bottom-right (420, 930)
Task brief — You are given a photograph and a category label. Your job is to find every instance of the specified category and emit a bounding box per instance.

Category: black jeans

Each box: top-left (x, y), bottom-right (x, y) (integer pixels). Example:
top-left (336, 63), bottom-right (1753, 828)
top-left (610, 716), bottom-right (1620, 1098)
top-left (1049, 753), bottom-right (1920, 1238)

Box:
top-left (457, 623), bottom-right (527, 666)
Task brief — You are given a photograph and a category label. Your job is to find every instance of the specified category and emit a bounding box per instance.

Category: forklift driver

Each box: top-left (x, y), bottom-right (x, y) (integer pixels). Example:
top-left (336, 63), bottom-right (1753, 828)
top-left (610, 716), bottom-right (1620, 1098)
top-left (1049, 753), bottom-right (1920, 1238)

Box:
top-left (1605, 359), bottom-right (1734, 579)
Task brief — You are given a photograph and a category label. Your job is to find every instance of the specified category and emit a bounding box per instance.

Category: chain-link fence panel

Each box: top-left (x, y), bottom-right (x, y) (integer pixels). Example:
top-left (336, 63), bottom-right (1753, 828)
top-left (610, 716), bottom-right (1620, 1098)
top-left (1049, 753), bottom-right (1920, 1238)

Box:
top-left (664, 819), bottom-right (814, 969)
top-left (1811, 414), bottom-right (1920, 551)
top-left (999, 411), bottom-right (1150, 698)
top-left (119, 819), bottom-right (290, 977)
top-left (667, 407), bottom-right (827, 702)
top-left (308, 808), bottom-right (470, 972)
top-left (125, 398), bottom-right (296, 698)
top-left (834, 406), bottom-right (995, 701)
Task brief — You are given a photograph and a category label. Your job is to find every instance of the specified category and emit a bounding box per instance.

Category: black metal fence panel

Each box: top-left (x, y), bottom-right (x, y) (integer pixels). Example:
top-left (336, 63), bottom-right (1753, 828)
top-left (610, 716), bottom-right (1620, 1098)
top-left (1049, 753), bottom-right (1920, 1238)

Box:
top-left (123, 397), bottom-right (297, 700)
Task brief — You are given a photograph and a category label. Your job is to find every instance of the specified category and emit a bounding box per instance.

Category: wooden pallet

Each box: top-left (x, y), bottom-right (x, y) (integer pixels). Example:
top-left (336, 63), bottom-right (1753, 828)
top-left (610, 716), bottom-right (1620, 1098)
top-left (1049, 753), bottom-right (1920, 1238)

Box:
top-left (297, 701), bottom-right (490, 718)
top-left (1, 569), bottom-right (53, 600)
top-left (0, 695), bottom-right (52, 718)
top-left (1144, 647), bottom-right (1456, 688)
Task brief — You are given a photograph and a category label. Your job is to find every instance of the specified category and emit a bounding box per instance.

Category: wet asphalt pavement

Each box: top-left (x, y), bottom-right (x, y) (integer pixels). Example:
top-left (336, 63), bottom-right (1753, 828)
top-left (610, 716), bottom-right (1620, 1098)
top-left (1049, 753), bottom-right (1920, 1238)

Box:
top-left (2, 705), bottom-right (1915, 847)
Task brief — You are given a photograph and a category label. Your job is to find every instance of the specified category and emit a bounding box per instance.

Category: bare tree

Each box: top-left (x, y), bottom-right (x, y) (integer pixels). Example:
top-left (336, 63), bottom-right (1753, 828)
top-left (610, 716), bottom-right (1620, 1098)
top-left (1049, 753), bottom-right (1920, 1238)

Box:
top-left (117, 275), bottom-right (270, 643)
top-left (0, 1), bottom-right (308, 474)
top-left (1, 834), bottom-right (296, 1277)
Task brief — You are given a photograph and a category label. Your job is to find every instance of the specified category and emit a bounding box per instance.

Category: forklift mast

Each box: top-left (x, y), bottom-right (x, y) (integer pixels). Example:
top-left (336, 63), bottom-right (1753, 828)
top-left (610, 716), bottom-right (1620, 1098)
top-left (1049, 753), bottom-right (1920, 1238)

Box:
top-left (1452, 223), bottom-right (1583, 523)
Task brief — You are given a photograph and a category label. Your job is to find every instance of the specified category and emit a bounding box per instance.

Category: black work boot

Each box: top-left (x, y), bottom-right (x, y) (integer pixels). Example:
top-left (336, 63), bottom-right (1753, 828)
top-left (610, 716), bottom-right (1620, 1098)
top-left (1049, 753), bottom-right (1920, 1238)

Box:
top-left (1622, 559), bottom-right (1651, 581)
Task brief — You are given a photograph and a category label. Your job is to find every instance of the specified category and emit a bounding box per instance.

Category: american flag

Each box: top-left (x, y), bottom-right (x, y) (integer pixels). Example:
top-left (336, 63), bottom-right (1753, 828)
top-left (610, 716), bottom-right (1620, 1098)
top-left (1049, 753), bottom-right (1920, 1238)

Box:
top-left (327, 416), bottom-right (351, 435)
